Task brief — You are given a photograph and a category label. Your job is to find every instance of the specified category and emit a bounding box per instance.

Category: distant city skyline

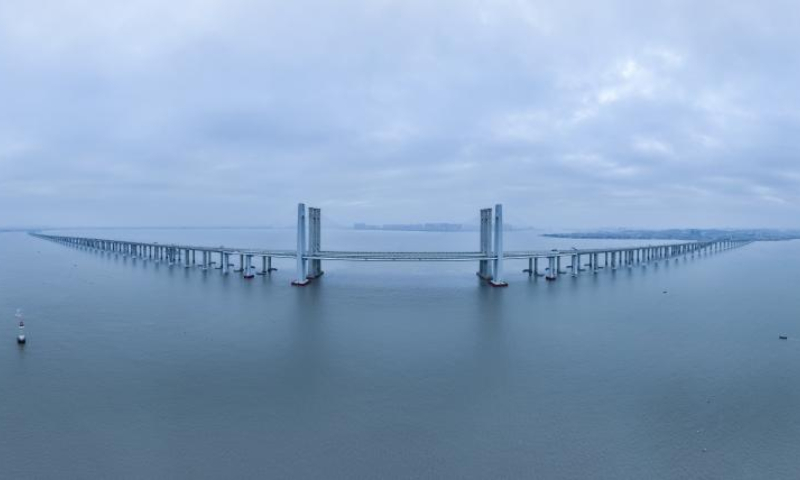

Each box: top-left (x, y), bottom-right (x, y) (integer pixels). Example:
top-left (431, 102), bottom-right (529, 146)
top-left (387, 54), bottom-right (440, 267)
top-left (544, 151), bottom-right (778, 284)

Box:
top-left (355, 222), bottom-right (467, 232)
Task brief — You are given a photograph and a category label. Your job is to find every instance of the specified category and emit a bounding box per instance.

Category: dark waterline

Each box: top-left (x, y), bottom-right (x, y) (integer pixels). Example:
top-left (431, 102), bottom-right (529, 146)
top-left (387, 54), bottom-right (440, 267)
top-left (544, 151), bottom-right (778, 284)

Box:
top-left (2, 230), bottom-right (799, 479)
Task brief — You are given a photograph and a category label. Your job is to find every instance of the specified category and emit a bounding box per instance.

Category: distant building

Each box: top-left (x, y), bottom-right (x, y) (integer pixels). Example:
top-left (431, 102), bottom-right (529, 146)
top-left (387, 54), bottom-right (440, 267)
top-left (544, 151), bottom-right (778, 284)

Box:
top-left (423, 223), bottom-right (462, 232)
top-left (354, 223), bottom-right (380, 230)
top-left (353, 223), bottom-right (464, 232)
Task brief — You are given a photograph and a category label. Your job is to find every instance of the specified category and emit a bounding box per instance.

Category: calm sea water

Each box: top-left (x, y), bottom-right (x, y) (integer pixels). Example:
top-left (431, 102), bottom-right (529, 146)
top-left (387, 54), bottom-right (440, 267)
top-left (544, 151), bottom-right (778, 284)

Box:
top-left (1, 229), bottom-right (799, 479)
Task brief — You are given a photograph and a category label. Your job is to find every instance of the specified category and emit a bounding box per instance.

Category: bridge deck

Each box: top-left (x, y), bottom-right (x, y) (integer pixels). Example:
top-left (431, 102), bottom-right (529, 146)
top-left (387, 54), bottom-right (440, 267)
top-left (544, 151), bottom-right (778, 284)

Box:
top-left (31, 233), bottom-right (705, 261)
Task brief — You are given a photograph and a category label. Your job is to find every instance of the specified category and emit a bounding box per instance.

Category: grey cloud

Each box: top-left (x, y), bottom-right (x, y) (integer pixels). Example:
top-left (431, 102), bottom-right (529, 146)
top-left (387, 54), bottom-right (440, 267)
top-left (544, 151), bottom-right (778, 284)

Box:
top-left (2, 0), bottom-right (800, 228)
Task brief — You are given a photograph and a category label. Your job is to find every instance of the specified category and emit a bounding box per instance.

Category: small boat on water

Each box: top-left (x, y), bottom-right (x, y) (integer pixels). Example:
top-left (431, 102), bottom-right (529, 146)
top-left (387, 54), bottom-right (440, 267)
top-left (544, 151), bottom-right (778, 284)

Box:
top-left (15, 309), bottom-right (25, 344)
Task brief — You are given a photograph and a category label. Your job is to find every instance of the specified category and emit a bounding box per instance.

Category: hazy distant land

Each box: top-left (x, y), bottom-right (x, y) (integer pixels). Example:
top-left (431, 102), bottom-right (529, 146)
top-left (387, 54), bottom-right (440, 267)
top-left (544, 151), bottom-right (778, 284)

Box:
top-left (545, 229), bottom-right (800, 242)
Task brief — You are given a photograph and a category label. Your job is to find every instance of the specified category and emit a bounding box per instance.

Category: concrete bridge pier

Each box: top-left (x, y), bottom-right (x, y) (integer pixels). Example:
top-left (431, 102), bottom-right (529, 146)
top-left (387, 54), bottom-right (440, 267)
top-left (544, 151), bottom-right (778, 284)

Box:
top-left (244, 255), bottom-right (255, 278)
top-left (258, 256), bottom-right (277, 275)
top-left (257, 256), bottom-right (268, 275)
top-left (546, 256), bottom-right (557, 281)
top-left (524, 257), bottom-right (543, 277)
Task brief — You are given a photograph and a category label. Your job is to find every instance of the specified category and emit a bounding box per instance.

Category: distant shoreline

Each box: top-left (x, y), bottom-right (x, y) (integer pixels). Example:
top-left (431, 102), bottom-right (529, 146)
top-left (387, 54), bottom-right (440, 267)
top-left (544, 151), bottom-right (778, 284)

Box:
top-left (544, 229), bottom-right (800, 242)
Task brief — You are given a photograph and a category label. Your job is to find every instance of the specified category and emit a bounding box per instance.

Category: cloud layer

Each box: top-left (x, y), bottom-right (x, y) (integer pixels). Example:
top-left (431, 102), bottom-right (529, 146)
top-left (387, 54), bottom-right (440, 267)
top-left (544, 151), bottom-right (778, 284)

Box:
top-left (2, 0), bottom-right (800, 228)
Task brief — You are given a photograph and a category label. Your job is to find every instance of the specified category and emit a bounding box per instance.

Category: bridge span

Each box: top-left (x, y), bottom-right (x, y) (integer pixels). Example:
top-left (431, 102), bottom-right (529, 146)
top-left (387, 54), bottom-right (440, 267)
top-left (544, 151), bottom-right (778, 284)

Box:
top-left (30, 203), bottom-right (751, 286)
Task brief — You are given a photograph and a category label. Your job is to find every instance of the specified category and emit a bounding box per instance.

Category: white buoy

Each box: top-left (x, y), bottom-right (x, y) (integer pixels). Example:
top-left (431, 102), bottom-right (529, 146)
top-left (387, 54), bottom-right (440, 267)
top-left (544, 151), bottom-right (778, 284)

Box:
top-left (15, 308), bottom-right (25, 344)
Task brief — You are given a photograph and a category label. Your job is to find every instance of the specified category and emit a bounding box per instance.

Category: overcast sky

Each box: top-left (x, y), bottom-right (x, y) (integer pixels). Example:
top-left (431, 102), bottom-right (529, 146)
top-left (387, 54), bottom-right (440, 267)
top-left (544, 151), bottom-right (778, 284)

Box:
top-left (2, 0), bottom-right (800, 228)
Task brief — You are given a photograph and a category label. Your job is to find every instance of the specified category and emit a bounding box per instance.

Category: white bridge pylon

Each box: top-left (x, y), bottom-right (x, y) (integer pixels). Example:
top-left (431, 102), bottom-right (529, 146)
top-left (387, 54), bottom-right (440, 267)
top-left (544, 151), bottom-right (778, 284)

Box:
top-left (475, 204), bottom-right (508, 287)
top-left (294, 203), bottom-right (501, 288)
top-left (291, 203), bottom-right (323, 286)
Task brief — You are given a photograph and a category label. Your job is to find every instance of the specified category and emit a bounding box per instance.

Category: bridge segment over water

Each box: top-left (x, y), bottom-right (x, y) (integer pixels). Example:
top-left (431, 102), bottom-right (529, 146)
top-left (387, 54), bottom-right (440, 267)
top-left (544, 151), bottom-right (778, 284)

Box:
top-left (31, 203), bottom-right (751, 286)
